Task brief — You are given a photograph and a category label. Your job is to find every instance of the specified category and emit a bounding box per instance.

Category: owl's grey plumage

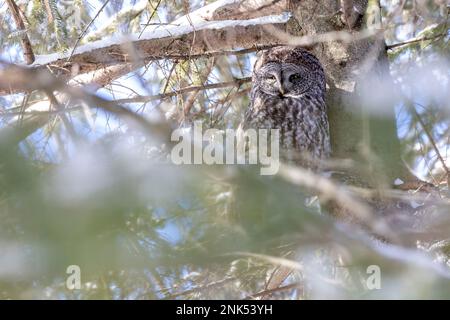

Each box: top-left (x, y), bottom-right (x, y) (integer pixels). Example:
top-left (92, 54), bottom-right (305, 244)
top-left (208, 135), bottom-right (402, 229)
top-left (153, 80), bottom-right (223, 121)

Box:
top-left (243, 46), bottom-right (330, 165)
top-left (242, 46), bottom-right (330, 298)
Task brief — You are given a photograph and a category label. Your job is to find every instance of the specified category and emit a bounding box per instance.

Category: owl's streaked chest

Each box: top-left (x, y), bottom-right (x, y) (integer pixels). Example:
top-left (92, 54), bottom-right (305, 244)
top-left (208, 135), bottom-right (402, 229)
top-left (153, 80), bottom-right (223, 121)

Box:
top-left (246, 92), bottom-right (330, 159)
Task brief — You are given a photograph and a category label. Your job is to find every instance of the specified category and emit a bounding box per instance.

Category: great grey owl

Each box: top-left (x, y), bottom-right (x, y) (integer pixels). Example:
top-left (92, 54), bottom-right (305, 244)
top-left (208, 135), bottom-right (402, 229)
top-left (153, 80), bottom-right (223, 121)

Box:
top-left (240, 46), bottom-right (331, 297)
top-left (242, 46), bottom-right (330, 165)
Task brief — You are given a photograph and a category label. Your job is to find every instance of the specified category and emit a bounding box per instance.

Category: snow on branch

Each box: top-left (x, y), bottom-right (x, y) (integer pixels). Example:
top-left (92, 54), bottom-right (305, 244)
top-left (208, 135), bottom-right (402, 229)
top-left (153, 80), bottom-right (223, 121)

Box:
top-left (0, 0), bottom-right (290, 96)
top-left (0, 12), bottom-right (289, 96)
top-left (32, 12), bottom-right (290, 67)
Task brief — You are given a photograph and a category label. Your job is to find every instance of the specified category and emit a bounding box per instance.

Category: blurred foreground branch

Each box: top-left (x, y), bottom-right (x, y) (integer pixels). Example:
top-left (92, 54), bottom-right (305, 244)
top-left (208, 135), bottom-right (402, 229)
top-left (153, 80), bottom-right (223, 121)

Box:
top-left (0, 62), bottom-right (172, 144)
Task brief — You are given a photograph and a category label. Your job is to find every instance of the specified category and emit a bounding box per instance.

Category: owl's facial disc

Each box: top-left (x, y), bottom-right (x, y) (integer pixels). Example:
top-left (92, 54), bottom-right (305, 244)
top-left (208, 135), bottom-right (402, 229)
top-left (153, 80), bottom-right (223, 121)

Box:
top-left (257, 62), bottom-right (312, 98)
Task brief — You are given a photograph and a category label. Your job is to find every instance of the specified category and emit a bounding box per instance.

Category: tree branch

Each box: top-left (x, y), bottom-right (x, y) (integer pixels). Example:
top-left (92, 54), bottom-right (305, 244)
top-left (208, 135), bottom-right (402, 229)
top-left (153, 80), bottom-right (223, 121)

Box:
top-left (161, 277), bottom-right (237, 299)
top-left (245, 282), bottom-right (302, 300)
top-left (111, 77), bottom-right (252, 105)
top-left (0, 12), bottom-right (288, 95)
top-left (386, 33), bottom-right (446, 50)
top-left (142, 45), bottom-right (278, 60)
top-left (409, 103), bottom-right (450, 186)
top-left (0, 62), bottom-right (173, 144)
top-left (5, 0), bottom-right (35, 64)
top-left (67, 0), bottom-right (111, 61)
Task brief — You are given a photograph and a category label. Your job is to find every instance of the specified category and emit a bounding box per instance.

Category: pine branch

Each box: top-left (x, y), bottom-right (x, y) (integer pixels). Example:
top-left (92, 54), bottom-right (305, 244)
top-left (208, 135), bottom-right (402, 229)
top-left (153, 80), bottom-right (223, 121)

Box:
top-left (409, 103), bottom-right (450, 187)
top-left (110, 77), bottom-right (252, 105)
top-left (43, 0), bottom-right (54, 23)
top-left (0, 4), bottom-right (290, 96)
top-left (5, 0), bottom-right (35, 64)
top-left (0, 62), bottom-right (173, 144)
top-left (68, 0), bottom-right (111, 61)
top-left (245, 282), bottom-right (302, 300)
top-left (145, 45), bottom-right (278, 60)
top-left (161, 277), bottom-right (237, 299)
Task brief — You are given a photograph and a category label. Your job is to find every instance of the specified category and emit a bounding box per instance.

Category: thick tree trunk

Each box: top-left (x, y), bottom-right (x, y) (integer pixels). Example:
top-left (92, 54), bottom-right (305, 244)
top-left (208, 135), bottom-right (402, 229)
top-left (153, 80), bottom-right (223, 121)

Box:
top-left (289, 0), bottom-right (411, 185)
top-left (261, 1), bottom-right (415, 296)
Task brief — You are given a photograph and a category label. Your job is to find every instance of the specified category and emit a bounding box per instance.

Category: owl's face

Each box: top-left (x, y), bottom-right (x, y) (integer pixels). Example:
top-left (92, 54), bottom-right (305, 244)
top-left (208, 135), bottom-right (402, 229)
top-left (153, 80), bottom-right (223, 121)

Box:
top-left (256, 62), bottom-right (313, 98)
top-left (252, 46), bottom-right (325, 99)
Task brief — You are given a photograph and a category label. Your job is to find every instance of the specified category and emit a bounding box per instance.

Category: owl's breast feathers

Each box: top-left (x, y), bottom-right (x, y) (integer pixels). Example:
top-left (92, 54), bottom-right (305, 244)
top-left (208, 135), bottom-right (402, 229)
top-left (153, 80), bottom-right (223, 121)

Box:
top-left (244, 90), bottom-right (331, 160)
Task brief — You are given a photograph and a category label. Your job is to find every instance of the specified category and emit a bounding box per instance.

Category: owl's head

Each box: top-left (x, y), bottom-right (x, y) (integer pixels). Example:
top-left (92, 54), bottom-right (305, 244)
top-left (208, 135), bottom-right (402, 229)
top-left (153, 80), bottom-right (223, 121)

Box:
top-left (253, 46), bottom-right (325, 98)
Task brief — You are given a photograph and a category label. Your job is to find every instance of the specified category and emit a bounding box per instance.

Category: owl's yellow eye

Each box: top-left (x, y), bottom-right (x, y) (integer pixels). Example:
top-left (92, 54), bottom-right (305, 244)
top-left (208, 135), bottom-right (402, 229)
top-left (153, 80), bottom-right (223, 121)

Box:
top-left (289, 74), bottom-right (301, 82)
top-left (266, 75), bottom-right (276, 81)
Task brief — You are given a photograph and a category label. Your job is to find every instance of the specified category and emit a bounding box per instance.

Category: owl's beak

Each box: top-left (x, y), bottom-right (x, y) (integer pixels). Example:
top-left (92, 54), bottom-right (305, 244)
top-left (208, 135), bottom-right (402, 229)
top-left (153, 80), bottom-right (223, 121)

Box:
top-left (277, 80), bottom-right (285, 96)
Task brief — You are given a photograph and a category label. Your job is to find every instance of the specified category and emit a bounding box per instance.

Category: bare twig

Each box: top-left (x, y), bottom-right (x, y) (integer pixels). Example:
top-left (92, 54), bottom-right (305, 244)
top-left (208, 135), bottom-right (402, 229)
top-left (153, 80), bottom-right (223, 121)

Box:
top-left (161, 61), bottom-right (178, 94)
top-left (387, 33), bottom-right (446, 50)
top-left (111, 77), bottom-right (252, 105)
top-left (261, 264), bottom-right (294, 300)
top-left (67, 0), bottom-right (111, 61)
top-left (44, 90), bottom-right (78, 141)
top-left (162, 277), bottom-right (237, 299)
top-left (181, 58), bottom-right (216, 122)
top-left (410, 103), bottom-right (450, 186)
top-left (245, 282), bottom-right (302, 300)
top-left (139, 0), bottom-right (163, 38)
top-left (263, 23), bottom-right (382, 47)
top-left (144, 45), bottom-right (278, 61)
top-left (0, 62), bottom-right (172, 143)
top-left (43, 0), bottom-right (54, 23)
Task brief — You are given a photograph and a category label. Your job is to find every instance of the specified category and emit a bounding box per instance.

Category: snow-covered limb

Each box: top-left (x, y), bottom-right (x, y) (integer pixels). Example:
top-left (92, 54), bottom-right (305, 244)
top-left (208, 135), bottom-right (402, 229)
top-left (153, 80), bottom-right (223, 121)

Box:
top-left (0, 0), bottom-right (290, 96)
top-left (0, 11), bottom-right (289, 96)
top-left (31, 12), bottom-right (291, 66)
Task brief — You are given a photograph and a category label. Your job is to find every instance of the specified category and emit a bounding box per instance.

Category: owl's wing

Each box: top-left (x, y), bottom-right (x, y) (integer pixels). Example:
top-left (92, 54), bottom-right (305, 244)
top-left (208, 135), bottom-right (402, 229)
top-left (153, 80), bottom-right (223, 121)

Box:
top-left (241, 87), bottom-right (264, 130)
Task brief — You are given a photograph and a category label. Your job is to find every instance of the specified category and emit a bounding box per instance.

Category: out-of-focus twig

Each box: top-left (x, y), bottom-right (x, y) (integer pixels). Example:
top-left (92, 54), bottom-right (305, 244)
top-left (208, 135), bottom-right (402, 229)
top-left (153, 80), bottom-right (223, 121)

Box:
top-left (410, 103), bottom-right (450, 187)
top-left (245, 282), bottom-right (302, 300)
top-left (44, 90), bottom-right (78, 141)
top-left (161, 277), bottom-right (237, 299)
top-left (0, 62), bottom-right (172, 144)
top-left (263, 23), bottom-right (382, 47)
top-left (180, 58), bottom-right (216, 122)
top-left (43, 0), bottom-right (54, 23)
top-left (277, 164), bottom-right (398, 243)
